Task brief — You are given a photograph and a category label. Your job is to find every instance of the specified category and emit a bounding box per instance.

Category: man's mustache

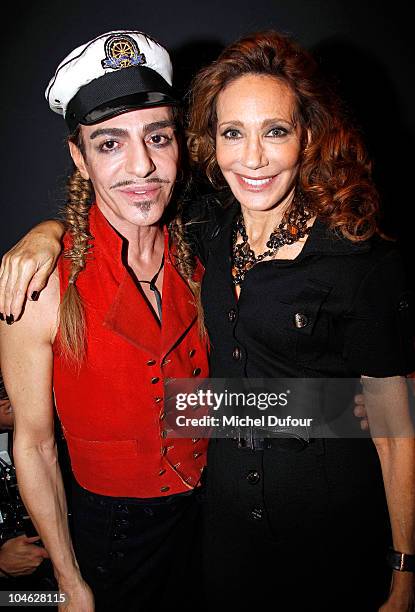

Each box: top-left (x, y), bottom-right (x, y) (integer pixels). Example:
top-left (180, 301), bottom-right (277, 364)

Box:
top-left (111, 178), bottom-right (171, 189)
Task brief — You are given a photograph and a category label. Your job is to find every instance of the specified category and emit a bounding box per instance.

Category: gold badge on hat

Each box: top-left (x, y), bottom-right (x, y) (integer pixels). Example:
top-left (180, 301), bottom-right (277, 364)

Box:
top-left (102, 34), bottom-right (147, 70)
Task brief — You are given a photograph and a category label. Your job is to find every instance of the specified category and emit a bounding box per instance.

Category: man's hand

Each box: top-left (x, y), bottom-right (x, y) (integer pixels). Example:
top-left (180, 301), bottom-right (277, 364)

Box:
top-left (0, 535), bottom-right (49, 576)
top-left (0, 221), bottom-right (64, 322)
top-left (59, 576), bottom-right (95, 611)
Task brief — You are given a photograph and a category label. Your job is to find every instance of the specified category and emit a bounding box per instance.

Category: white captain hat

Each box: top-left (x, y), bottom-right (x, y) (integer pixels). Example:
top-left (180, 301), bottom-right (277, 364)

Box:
top-left (45, 30), bottom-right (179, 132)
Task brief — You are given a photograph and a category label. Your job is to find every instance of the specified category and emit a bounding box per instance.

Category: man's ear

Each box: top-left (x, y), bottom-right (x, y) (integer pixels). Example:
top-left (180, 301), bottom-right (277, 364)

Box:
top-left (68, 141), bottom-right (90, 180)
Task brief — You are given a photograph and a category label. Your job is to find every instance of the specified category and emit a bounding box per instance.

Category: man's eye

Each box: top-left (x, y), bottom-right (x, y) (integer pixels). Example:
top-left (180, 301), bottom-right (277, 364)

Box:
top-left (100, 140), bottom-right (118, 151)
top-left (148, 134), bottom-right (172, 146)
top-left (267, 127), bottom-right (288, 138)
top-left (223, 129), bottom-right (241, 140)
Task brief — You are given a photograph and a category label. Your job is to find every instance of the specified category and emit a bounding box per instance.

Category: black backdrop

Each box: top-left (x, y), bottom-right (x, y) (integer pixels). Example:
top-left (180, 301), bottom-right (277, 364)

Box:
top-left (1, 0), bottom-right (414, 262)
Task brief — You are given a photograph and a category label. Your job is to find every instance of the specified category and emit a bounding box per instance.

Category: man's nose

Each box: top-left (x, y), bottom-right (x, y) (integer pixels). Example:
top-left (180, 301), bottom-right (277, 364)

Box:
top-left (240, 136), bottom-right (269, 170)
top-left (125, 141), bottom-right (155, 177)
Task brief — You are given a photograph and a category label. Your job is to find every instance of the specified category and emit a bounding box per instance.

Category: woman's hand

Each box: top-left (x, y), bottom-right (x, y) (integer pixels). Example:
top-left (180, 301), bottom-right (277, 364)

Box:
top-left (0, 220), bottom-right (64, 322)
top-left (379, 570), bottom-right (414, 611)
top-left (353, 393), bottom-right (369, 431)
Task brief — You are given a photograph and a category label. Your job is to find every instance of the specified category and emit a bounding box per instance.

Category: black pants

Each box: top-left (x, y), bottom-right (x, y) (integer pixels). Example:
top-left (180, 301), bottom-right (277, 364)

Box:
top-left (70, 477), bottom-right (204, 612)
top-left (202, 438), bottom-right (391, 611)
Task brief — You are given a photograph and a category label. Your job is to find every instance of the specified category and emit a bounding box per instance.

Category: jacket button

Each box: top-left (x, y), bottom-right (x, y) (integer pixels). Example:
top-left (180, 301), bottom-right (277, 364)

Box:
top-left (294, 313), bottom-right (309, 328)
top-left (193, 452), bottom-right (203, 459)
top-left (189, 349), bottom-right (196, 357)
top-left (155, 397), bottom-right (163, 403)
top-left (161, 486), bottom-right (170, 493)
top-left (251, 507), bottom-right (263, 520)
top-left (162, 447), bottom-right (168, 456)
top-left (232, 347), bottom-right (242, 360)
top-left (151, 377), bottom-right (160, 384)
top-left (161, 430), bottom-right (168, 438)
top-left (246, 470), bottom-right (260, 485)
top-left (147, 359), bottom-right (156, 366)
top-left (193, 367), bottom-right (201, 376)
top-left (159, 469), bottom-right (166, 476)
top-left (160, 412), bottom-right (166, 420)
top-left (228, 309), bottom-right (237, 322)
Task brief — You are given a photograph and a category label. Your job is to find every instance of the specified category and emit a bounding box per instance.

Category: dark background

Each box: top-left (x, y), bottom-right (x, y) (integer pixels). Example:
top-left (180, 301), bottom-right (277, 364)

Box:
top-left (1, 0), bottom-right (414, 258)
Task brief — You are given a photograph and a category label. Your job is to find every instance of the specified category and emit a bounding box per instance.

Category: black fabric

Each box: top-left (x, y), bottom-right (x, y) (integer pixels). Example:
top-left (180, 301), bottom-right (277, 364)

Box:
top-left (70, 477), bottom-right (204, 612)
top-left (65, 66), bottom-right (178, 131)
top-left (182, 193), bottom-right (415, 609)
top-left (202, 438), bottom-right (391, 611)
top-left (184, 194), bottom-right (415, 378)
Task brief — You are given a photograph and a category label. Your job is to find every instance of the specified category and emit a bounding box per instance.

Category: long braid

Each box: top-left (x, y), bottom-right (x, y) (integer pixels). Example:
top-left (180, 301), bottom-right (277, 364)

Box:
top-left (59, 130), bottom-right (94, 366)
top-left (169, 212), bottom-right (206, 337)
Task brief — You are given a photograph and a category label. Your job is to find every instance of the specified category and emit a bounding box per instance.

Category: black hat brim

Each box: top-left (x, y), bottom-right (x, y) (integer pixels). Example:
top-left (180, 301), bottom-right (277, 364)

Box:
top-left (66, 65), bottom-right (179, 132)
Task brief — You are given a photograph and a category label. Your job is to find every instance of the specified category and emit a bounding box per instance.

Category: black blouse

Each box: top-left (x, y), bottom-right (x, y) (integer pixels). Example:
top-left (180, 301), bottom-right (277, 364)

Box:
top-left (184, 194), bottom-right (415, 379)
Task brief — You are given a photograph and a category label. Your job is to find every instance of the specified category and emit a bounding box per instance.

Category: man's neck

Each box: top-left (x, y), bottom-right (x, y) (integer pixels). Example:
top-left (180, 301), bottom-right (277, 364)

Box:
top-left (96, 202), bottom-right (165, 267)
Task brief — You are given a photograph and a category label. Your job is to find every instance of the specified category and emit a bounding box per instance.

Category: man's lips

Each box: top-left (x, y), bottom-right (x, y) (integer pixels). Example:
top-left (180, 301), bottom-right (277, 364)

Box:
top-left (118, 185), bottom-right (161, 198)
top-left (235, 173), bottom-right (277, 191)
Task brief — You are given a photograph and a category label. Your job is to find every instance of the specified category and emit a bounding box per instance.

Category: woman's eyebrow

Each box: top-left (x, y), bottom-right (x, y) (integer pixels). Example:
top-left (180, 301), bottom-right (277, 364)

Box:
top-left (218, 117), bottom-right (294, 129)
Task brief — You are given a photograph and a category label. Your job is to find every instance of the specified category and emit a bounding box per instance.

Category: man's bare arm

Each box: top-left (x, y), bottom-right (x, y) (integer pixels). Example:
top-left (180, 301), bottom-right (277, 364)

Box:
top-left (0, 220), bottom-right (64, 322)
top-left (0, 270), bottom-right (93, 610)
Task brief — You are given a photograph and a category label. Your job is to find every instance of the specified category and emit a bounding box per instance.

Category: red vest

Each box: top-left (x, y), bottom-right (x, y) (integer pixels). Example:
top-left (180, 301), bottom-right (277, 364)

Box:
top-left (53, 204), bottom-right (209, 497)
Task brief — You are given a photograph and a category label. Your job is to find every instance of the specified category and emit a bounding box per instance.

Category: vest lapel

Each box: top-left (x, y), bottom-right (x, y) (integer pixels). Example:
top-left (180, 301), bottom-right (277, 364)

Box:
top-left (160, 230), bottom-right (198, 359)
top-left (103, 267), bottom-right (161, 358)
top-left (102, 227), bottom-right (198, 359)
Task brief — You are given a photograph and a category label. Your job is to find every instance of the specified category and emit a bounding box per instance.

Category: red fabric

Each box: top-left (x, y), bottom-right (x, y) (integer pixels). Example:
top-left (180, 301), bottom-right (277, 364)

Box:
top-left (53, 204), bottom-right (209, 497)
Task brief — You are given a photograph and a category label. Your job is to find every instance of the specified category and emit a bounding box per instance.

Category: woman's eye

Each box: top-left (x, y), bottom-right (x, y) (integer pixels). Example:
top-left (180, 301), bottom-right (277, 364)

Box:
top-left (267, 127), bottom-right (288, 138)
top-left (223, 129), bottom-right (241, 140)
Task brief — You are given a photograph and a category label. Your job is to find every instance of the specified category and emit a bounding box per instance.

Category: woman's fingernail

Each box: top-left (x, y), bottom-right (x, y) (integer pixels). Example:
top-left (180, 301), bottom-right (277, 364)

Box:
top-left (0, 313), bottom-right (4, 321)
top-left (31, 291), bottom-right (40, 301)
top-left (6, 315), bottom-right (14, 325)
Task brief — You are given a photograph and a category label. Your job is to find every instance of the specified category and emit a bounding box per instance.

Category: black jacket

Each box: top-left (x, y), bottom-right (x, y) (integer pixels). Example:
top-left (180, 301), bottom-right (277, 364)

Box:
top-left (185, 194), bottom-right (415, 379)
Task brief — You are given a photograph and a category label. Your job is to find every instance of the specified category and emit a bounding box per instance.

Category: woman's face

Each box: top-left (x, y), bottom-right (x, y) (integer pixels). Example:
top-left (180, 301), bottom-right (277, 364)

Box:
top-left (215, 74), bottom-right (303, 213)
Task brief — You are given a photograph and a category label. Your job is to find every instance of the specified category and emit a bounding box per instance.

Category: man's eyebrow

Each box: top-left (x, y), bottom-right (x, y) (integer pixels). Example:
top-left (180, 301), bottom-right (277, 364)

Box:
top-left (89, 128), bottom-right (128, 140)
top-left (89, 121), bottom-right (176, 140)
top-left (142, 120), bottom-right (176, 136)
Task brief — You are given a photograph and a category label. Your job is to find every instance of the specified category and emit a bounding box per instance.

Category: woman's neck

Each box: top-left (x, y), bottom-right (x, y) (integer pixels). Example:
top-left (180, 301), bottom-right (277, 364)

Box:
top-left (240, 192), bottom-right (294, 252)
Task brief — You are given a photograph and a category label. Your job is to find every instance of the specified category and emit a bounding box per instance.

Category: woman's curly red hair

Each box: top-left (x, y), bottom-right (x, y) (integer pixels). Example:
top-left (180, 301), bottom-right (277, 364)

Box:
top-left (187, 31), bottom-right (379, 241)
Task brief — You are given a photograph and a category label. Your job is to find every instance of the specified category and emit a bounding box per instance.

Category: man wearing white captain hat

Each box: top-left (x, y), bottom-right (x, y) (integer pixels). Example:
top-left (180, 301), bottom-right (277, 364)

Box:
top-left (0, 30), bottom-right (208, 612)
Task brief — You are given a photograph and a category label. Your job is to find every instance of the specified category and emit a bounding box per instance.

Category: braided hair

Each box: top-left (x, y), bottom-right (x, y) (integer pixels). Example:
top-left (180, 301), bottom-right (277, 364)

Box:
top-left (59, 128), bottom-right (93, 366)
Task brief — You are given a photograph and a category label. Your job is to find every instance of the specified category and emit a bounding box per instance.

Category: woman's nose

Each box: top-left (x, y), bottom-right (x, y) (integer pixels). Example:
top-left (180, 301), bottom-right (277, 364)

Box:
top-left (240, 136), bottom-right (269, 170)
